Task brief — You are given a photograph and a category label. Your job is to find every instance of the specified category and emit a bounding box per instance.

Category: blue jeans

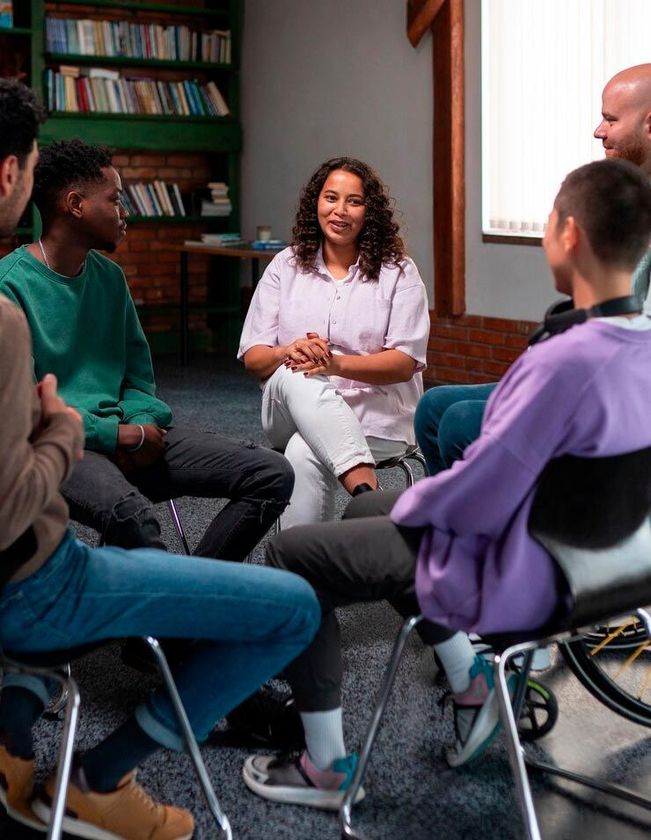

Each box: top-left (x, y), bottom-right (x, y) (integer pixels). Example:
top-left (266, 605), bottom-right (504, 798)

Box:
top-left (0, 531), bottom-right (320, 750)
top-left (414, 384), bottom-right (497, 475)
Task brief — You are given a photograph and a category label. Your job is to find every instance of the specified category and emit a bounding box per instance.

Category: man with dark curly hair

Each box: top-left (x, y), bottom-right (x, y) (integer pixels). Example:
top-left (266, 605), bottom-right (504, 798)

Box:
top-left (0, 138), bottom-right (293, 562)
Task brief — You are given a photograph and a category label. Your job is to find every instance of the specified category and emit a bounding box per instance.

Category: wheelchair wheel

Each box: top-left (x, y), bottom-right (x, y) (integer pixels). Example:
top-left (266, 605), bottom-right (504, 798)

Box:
top-left (560, 615), bottom-right (651, 728)
top-left (517, 678), bottom-right (559, 742)
top-left (582, 615), bottom-right (649, 650)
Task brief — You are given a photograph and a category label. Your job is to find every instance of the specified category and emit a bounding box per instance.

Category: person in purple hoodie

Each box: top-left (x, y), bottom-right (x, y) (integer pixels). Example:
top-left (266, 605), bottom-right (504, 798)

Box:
top-left (240, 159), bottom-right (651, 811)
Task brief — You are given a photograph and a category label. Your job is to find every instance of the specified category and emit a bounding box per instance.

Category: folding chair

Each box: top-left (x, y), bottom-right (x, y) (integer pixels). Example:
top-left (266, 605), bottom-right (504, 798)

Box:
top-left (1, 637), bottom-right (232, 840)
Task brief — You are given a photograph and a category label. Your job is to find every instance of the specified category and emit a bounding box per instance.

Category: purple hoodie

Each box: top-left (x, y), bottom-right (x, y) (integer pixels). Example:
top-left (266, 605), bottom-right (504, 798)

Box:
top-left (391, 320), bottom-right (651, 633)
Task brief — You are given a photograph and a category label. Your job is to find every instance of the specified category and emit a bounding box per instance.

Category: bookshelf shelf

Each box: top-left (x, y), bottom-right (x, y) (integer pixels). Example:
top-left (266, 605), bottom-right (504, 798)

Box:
top-left (0, 27), bottom-right (34, 36)
top-left (45, 1), bottom-right (229, 18)
top-left (46, 53), bottom-right (233, 72)
top-left (42, 112), bottom-right (242, 152)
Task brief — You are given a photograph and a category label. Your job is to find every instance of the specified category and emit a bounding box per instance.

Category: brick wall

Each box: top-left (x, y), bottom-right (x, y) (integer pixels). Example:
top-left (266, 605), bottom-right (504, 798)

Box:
top-left (0, 150), bottom-right (222, 349)
top-left (111, 151), bottom-right (213, 343)
top-left (426, 313), bottom-right (537, 385)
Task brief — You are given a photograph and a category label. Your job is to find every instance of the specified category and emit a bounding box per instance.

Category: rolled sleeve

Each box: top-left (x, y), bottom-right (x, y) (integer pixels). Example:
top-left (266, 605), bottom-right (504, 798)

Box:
top-left (238, 252), bottom-right (284, 359)
top-left (383, 260), bottom-right (429, 371)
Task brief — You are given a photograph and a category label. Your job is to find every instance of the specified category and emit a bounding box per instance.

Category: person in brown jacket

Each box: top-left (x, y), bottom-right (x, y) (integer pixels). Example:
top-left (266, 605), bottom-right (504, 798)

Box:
top-left (0, 80), bottom-right (320, 840)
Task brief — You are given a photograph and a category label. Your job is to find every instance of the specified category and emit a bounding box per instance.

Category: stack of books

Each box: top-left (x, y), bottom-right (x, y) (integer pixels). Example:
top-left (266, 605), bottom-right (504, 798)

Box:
top-left (200, 181), bottom-right (232, 217)
top-left (122, 181), bottom-right (185, 217)
top-left (183, 233), bottom-right (244, 248)
top-left (201, 233), bottom-right (244, 246)
top-left (45, 66), bottom-right (230, 117)
top-left (46, 18), bottom-right (231, 64)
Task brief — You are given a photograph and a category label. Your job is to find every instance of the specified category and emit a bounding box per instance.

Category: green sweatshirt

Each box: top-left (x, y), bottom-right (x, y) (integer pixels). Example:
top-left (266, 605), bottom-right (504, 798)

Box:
top-left (0, 246), bottom-right (172, 454)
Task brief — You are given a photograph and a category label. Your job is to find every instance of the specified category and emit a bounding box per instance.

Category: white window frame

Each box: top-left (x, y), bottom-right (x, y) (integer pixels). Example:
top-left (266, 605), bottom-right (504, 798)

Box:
top-left (481, 0), bottom-right (651, 241)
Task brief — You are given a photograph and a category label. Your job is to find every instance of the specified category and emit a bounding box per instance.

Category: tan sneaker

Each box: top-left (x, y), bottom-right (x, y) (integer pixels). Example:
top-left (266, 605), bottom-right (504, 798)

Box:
top-left (0, 743), bottom-right (46, 831)
top-left (32, 770), bottom-right (194, 840)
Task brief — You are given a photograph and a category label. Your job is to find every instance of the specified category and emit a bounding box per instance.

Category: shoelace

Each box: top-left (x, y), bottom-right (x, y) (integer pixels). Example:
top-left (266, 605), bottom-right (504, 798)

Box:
top-left (124, 776), bottom-right (163, 817)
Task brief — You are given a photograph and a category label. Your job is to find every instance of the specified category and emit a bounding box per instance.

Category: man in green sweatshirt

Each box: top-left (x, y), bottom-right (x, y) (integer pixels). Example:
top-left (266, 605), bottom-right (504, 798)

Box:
top-left (0, 139), bottom-right (293, 562)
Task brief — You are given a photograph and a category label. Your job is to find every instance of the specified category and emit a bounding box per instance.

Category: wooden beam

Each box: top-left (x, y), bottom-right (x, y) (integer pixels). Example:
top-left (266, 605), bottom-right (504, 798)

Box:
top-left (407, 0), bottom-right (446, 47)
top-left (432, 0), bottom-right (465, 316)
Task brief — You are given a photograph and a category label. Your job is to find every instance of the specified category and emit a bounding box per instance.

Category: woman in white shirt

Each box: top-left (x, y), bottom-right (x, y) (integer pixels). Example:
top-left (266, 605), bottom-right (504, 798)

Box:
top-left (239, 157), bottom-right (429, 527)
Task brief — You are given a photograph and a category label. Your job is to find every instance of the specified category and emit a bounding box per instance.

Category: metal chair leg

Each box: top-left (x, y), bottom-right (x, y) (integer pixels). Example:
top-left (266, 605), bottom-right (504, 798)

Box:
top-left (496, 637), bottom-right (651, 835)
top-left (494, 643), bottom-right (543, 840)
top-left (44, 663), bottom-right (72, 719)
top-left (339, 615), bottom-right (424, 840)
top-left (410, 451), bottom-right (428, 475)
top-left (397, 460), bottom-right (417, 488)
top-left (167, 500), bottom-right (190, 555)
top-left (143, 637), bottom-right (232, 839)
top-left (2, 657), bottom-right (80, 840)
top-left (46, 670), bottom-right (81, 840)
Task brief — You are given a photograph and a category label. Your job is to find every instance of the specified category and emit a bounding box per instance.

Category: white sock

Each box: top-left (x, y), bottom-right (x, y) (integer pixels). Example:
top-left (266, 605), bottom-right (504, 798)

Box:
top-left (433, 632), bottom-right (477, 693)
top-left (299, 708), bottom-right (347, 771)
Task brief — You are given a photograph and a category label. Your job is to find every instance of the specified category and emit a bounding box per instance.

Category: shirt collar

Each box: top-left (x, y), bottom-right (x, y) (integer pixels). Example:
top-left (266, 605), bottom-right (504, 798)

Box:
top-left (314, 245), bottom-right (363, 282)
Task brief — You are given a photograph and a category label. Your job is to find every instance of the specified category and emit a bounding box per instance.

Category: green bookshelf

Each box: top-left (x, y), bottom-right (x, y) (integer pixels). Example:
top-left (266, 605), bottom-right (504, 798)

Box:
top-left (14, 0), bottom-right (245, 351)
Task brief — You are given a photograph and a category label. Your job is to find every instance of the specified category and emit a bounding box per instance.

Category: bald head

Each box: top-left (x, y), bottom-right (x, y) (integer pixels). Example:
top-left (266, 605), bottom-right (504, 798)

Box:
top-left (595, 64), bottom-right (651, 176)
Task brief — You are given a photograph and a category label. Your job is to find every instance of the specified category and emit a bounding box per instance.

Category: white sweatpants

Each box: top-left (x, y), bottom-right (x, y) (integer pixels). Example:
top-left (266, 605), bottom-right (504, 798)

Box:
top-left (262, 365), bottom-right (407, 528)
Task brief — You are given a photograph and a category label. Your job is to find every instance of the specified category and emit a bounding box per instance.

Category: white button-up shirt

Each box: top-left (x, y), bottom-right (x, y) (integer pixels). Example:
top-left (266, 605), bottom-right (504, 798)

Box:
top-left (238, 247), bottom-right (430, 445)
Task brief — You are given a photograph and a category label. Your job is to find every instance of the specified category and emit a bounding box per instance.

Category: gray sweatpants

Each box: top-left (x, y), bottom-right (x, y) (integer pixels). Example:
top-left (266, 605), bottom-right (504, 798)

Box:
top-left (265, 490), bottom-right (455, 711)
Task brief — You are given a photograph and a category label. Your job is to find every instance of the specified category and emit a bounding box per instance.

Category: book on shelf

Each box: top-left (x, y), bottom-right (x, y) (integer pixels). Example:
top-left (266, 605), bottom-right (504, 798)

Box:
top-left (0, 2), bottom-right (13, 29)
top-left (45, 67), bottom-right (230, 118)
top-left (123, 181), bottom-right (187, 218)
top-left (46, 17), bottom-right (232, 64)
top-left (251, 239), bottom-right (287, 251)
top-left (203, 81), bottom-right (230, 116)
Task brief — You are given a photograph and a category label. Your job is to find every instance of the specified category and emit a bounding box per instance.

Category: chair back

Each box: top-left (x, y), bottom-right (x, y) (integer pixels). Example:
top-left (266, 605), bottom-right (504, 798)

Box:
top-left (529, 447), bottom-right (651, 629)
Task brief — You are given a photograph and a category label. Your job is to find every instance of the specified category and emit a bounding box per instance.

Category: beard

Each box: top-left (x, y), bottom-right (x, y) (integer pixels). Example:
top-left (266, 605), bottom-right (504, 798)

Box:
top-left (0, 179), bottom-right (29, 238)
top-left (609, 137), bottom-right (647, 168)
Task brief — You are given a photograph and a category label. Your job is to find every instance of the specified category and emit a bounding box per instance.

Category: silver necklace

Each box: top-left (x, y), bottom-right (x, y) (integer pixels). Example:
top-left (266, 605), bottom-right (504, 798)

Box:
top-left (38, 239), bottom-right (86, 275)
top-left (38, 238), bottom-right (50, 269)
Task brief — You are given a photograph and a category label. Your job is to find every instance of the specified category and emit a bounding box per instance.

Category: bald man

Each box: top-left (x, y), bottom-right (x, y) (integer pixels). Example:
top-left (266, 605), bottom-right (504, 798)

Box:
top-left (595, 64), bottom-right (651, 175)
top-left (415, 63), bottom-right (651, 477)
top-left (594, 63), bottom-right (651, 310)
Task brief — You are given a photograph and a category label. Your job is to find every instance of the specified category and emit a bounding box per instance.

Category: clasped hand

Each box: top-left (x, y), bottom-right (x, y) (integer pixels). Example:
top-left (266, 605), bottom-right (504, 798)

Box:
top-left (284, 332), bottom-right (339, 377)
top-left (116, 423), bottom-right (166, 473)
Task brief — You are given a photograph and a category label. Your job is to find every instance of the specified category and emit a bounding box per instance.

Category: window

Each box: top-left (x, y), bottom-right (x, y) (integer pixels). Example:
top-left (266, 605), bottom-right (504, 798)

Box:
top-left (481, 0), bottom-right (651, 238)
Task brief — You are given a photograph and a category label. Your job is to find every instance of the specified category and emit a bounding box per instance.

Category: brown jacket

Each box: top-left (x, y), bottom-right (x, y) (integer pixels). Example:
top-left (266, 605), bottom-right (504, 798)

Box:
top-left (0, 296), bottom-right (83, 585)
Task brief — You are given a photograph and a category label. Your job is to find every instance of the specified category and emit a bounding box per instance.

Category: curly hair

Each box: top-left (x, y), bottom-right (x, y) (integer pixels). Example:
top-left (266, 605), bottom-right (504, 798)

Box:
top-left (292, 157), bottom-right (404, 281)
top-left (32, 139), bottom-right (113, 223)
top-left (0, 80), bottom-right (44, 166)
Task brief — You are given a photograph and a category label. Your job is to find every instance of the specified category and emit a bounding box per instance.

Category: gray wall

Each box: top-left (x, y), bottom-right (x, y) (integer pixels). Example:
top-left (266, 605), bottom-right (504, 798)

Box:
top-left (241, 0), bottom-right (434, 300)
top-left (241, 0), bottom-right (556, 321)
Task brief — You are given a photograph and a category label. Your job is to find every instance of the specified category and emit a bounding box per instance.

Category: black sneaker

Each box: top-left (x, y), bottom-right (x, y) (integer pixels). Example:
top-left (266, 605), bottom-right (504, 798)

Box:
top-left (211, 686), bottom-right (305, 750)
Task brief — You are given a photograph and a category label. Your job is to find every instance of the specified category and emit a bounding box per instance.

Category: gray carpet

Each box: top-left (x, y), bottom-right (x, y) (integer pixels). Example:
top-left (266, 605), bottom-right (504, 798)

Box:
top-left (3, 357), bottom-right (651, 840)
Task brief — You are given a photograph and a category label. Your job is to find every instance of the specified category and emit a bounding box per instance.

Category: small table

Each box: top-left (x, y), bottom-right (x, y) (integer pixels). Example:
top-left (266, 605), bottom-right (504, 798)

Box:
top-left (176, 242), bottom-right (282, 365)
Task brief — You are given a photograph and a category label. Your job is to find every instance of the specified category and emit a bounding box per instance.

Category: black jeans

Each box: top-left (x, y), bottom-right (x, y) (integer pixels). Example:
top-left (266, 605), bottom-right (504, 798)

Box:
top-left (266, 490), bottom-right (455, 711)
top-left (62, 426), bottom-right (294, 561)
